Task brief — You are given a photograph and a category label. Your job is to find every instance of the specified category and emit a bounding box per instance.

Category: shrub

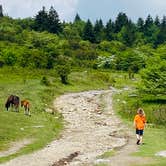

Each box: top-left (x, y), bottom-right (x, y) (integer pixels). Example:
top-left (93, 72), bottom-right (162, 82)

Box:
top-left (41, 76), bottom-right (50, 86)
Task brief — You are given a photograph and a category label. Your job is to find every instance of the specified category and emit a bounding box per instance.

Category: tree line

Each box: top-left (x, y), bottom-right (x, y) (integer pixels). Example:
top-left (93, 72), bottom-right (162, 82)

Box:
top-left (0, 6), bottom-right (165, 95)
top-left (1, 6), bottom-right (165, 47)
top-left (28, 7), bottom-right (166, 47)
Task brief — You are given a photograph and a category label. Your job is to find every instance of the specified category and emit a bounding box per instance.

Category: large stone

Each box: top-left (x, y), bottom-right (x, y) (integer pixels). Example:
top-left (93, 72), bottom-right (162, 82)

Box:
top-left (155, 150), bottom-right (166, 157)
top-left (45, 108), bottom-right (54, 113)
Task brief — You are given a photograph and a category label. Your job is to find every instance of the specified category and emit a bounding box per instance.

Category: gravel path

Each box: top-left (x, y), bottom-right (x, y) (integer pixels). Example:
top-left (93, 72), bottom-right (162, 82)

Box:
top-left (0, 90), bottom-right (151, 166)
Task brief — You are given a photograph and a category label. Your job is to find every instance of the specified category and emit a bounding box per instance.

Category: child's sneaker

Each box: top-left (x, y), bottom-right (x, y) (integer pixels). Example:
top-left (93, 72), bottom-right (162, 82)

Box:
top-left (136, 140), bottom-right (140, 145)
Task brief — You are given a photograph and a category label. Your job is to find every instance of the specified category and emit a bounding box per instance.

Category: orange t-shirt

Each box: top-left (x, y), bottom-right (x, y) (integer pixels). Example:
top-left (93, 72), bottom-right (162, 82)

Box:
top-left (134, 114), bottom-right (146, 130)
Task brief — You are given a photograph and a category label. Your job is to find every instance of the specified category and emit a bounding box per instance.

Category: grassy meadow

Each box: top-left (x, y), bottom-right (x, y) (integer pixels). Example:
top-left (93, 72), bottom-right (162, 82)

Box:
top-left (0, 67), bottom-right (165, 165)
top-left (0, 67), bottom-right (114, 163)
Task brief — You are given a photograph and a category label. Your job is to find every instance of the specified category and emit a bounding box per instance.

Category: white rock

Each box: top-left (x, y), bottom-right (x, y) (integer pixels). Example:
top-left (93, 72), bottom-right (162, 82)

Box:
top-left (155, 150), bottom-right (166, 157)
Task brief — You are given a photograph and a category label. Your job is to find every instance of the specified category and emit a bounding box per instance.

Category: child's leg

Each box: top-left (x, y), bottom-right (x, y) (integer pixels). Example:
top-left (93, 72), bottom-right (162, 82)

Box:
top-left (136, 134), bottom-right (140, 144)
top-left (139, 130), bottom-right (144, 144)
top-left (136, 134), bottom-right (140, 140)
top-left (136, 129), bottom-right (141, 144)
top-left (139, 136), bottom-right (143, 144)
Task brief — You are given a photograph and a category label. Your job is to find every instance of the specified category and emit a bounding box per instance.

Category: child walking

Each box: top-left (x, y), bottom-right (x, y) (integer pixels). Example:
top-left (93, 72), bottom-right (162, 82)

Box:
top-left (134, 108), bottom-right (146, 145)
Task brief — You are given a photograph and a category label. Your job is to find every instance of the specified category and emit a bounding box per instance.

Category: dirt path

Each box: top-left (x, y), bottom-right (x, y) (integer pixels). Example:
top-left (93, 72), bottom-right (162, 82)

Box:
top-left (0, 139), bottom-right (33, 158)
top-left (0, 90), bottom-right (151, 166)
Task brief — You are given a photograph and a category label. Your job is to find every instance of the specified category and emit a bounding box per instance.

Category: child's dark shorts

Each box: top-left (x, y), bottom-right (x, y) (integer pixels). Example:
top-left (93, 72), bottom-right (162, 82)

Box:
top-left (136, 129), bottom-right (144, 135)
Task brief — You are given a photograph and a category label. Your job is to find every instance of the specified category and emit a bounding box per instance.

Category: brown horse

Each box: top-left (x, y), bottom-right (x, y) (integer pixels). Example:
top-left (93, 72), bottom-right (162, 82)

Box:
top-left (5, 95), bottom-right (20, 112)
top-left (21, 100), bottom-right (30, 116)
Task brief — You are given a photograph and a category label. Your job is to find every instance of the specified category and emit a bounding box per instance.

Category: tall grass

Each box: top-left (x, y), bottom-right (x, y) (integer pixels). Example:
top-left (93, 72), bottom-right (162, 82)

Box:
top-left (111, 72), bottom-right (166, 126)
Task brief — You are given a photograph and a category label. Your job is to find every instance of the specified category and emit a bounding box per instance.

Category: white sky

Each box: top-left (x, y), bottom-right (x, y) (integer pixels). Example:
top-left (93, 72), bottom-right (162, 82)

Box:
top-left (0, 0), bottom-right (78, 21)
top-left (0, 0), bottom-right (166, 22)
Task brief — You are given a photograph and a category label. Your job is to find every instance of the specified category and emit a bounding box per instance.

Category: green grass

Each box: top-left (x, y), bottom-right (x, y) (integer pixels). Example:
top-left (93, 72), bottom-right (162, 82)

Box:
top-left (0, 112), bottom-right (63, 162)
top-left (0, 67), bottom-right (114, 163)
top-left (0, 68), bottom-right (64, 163)
top-left (133, 127), bottom-right (166, 166)
top-left (111, 72), bottom-right (166, 166)
top-left (1, 67), bottom-right (165, 165)
top-left (112, 71), bottom-right (166, 126)
top-left (94, 164), bottom-right (109, 166)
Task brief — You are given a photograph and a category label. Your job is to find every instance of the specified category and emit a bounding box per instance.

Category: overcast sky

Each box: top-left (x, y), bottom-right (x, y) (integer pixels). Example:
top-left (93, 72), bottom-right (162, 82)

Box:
top-left (0, 0), bottom-right (166, 23)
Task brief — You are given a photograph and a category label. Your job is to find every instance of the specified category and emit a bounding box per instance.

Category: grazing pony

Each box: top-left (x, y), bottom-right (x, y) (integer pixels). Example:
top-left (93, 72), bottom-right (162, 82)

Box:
top-left (21, 100), bottom-right (30, 116)
top-left (5, 95), bottom-right (20, 112)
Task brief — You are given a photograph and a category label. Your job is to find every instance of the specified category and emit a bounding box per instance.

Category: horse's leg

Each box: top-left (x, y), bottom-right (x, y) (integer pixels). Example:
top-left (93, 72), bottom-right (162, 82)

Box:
top-left (6, 105), bottom-right (9, 111)
top-left (28, 108), bottom-right (31, 116)
top-left (11, 104), bottom-right (14, 111)
top-left (15, 105), bottom-right (19, 112)
top-left (24, 106), bottom-right (27, 115)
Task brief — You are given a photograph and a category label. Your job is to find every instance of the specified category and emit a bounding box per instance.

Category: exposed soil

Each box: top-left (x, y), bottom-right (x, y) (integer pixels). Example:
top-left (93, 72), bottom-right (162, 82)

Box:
top-left (0, 139), bottom-right (33, 158)
top-left (0, 90), bottom-right (152, 166)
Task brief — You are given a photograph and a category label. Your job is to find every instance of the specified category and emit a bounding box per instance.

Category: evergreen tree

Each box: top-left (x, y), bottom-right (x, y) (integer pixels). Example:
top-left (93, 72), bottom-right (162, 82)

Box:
top-left (143, 15), bottom-right (159, 44)
top-left (154, 16), bottom-right (160, 27)
top-left (94, 19), bottom-right (104, 43)
top-left (34, 6), bottom-right (48, 32)
top-left (34, 6), bottom-right (62, 34)
top-left (144, 14), bottom-right (153, 27)
top-left (155, 16), bottom-right (166, 45)
top-left (0, 5), bottom-right (3, 17)
top-left (72, 14), bottom-right (85, 37)
top-left (161, 15), bottom-right (166, 26)
top-left (118, 20), bottom-right (136, 46)
top-left (105, 19), bottom-right (115, 41)
top-left (137, 17), bottom-right (144, 32)
top-left (48, 6), bottom-right (62, 34)
top-left (82, 19), bottom-right (95, 43)
top-left (74, 13), bottom-right (81, 22)
top-left (144, 15), bottom-right (154, 36)
top-left (115, 12), bottom-right (128, 33)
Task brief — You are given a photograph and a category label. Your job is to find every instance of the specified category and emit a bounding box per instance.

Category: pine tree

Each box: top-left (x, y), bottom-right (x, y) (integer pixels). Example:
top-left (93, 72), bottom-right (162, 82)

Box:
top-left (154, 16), bottom-right (160, 27)
top-left (144, 14), bottom-right (154, 36)
top-left (34, 6), bottom-right (62, 34)
top-left (137, 17), bottom-right (144, 32)
top-left (143, 15), bottom-right (159, 44)
top-left (74, 13), bottom-right (81, 22)
top-left (105, 19), bottom-right (115, 41)
top-left (34, 6), bottom-right (48, 32)
top-left (0, 5), bottom-right (3, 17)
top-left (155, 16), bottom-right (166, 45)
top-left (82, 19), bottom-right (95, 43)
top-left (118, 20), bottom-right (136, 46)
top-left (115, 12), bottom-right (128, 33)
top-left (48, 6), bottom-right (62, 34)
top-left (161, 15), bottom-right (166, 28)
top-left (94, 19), bottom-right (104, 43)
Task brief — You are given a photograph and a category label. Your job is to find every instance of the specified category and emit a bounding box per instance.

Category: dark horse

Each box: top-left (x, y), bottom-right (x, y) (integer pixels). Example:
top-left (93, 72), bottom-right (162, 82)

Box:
top-left (5, 95), bottom-right (20, 112)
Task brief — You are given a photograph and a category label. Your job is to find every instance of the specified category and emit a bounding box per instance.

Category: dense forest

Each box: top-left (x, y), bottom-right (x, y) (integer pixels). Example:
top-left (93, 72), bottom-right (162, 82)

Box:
top-left (0, 5), bottom-right (165, 95)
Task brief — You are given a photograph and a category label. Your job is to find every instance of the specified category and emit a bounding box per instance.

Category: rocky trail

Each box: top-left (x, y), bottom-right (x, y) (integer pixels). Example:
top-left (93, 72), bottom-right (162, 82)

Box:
top-left (0, 90), bottom-right (152, 166)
